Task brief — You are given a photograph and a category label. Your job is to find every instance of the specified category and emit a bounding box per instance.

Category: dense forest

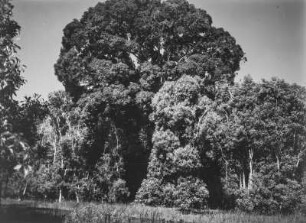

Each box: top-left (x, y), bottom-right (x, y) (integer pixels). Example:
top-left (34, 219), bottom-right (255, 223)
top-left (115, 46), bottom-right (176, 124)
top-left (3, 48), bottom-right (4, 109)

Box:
top-left (1, 0), bottom-right (306, 215)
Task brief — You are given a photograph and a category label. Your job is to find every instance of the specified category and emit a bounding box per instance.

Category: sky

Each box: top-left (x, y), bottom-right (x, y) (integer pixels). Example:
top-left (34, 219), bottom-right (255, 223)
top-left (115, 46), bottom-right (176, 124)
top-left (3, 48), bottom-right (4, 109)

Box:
top-left (12, 0), bottom-right (306, 100)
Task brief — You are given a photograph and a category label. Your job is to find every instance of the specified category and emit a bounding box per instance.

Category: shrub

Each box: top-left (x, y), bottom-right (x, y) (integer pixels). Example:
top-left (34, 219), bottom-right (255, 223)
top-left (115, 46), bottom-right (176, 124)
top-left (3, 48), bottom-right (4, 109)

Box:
top-left (135, 178), bottom-right (163, 206)
top-left (235, 169), bottom-right (303, 214)
top-left (173, 177), bottom-right (209, 211)
top-left (108, 179), bottom-right (130, 203)
top-left (162, 183), bottom-right (176, 207)
top-left (235, 190), bottom-right (255, 213)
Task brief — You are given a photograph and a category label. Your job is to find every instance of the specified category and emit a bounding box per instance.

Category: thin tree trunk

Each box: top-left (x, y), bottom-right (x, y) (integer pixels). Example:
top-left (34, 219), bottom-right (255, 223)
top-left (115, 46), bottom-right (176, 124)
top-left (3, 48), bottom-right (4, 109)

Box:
top-left (225, 161), bottom-right (228, 187)
top-left (22, 181), bottom-right (28, 199)
top-left (53, 141), bottom-right (57, 164)
top-left (248, 148), bottom-right (254, 191)
top-left (59, 189), bottom-right (62, 203)
top-left (296, 152), bottom-right (302, 167)
top-left (276, 155), bottom-right (280, 171)
top-left (248, 160), bottom-right (253, 190)
top-left (76, 192), bottom-right (79, 203)
top-left (112, 122), bottom-right (121, 177)
top-left (242, 171), bottom-right (246, 189)
top-left (59, 155), bottom-right (65, 203)
top-left (61, 157), bottom-right (64, 169)
top-left (76, 186), bottom-right (80, 203)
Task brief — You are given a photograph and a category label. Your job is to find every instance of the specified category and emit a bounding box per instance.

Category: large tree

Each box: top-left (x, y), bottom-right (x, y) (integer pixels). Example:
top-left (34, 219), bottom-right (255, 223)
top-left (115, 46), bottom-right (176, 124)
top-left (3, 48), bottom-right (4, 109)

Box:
top-left (54, 0), bottom-right (244, 201)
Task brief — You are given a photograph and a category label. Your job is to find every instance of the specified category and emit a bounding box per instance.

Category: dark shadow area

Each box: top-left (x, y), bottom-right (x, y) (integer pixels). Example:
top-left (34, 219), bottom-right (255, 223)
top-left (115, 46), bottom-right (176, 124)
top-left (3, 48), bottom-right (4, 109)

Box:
top-left (0, 204), bottom-right (67, 223)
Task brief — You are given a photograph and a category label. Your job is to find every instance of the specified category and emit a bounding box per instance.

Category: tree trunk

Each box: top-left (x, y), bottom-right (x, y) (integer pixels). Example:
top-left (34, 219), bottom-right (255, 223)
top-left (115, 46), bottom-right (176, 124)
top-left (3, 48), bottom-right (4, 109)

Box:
top-left (296, 152), bottom-right (302, 168)
top-left (248, 160), bottom-right (253, 191)
top-left (75, 185), bottom-right (80, 203)
top-left (248, 148), bottom-right (254, 191)
top-left (59, 157), bottom-right (65, 203)
top-left (53, 141), bottom-right (57, 164)
top-left (242, 171), bottom-right (246, 189)
top-left (276, 155), bottom-right (280, 171)
top-left (22, 181), bottom-right (28, 199)
top-left (61, 157), bottom-right (64, 169)
top-left (76, 192), bottom-right (79, 203)
top-left (225, 161), bottom-right (228, 187)
top-left (59, 189), bottom-right (62, 203)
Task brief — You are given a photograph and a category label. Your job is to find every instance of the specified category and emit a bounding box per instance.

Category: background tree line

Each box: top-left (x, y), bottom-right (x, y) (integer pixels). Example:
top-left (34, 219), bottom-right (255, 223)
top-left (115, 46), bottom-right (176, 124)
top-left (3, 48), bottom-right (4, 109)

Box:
top-left (1, 0), bottom-right (305, 214)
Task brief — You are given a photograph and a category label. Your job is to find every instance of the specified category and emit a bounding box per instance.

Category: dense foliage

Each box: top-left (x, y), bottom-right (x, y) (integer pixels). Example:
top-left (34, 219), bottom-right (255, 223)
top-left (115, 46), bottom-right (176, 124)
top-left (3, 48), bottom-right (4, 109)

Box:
top-left (198, 76), bottom-right (306, 213)
top-left (0, 0), bottom-right (30, 202)
top-left (53, 0), bottom-right (244, 204)
top-left (1, 0), bottom-right (305, 215)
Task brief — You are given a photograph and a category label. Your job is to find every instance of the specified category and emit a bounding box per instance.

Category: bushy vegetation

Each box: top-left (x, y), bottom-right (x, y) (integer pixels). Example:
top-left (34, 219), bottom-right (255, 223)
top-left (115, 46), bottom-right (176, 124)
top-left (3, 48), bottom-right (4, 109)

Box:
top-left (65, 203), bottom-right (306, 223)
top-left (1, 0), bottom-right (306, 216)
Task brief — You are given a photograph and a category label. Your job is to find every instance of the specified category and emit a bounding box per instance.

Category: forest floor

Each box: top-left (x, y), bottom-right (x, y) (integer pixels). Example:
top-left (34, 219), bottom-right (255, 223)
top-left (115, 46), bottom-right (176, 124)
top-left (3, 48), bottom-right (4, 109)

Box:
top-left (1, 198), bottom-right (306, 223)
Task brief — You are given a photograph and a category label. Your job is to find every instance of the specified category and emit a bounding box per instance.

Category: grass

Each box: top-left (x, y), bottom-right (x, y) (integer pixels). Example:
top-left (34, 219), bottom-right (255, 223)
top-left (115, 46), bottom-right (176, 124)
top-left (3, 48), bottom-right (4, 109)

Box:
top-left (65, 202), bottom-right (306, 223)
top-left (1, 198), bottom-right (305, 223)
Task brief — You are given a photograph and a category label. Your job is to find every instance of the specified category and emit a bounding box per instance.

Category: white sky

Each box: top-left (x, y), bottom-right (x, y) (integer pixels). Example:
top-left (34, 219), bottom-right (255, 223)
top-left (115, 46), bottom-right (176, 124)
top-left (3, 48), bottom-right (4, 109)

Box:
top-left (12, 0), bottom-right (305, 99)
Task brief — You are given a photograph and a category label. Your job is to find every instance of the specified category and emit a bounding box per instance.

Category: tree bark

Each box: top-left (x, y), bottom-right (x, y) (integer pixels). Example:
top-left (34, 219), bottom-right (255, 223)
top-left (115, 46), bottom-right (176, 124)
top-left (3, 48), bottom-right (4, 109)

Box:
top-left (296, 151), bottom-right (302, 168)
top-left (225, 161), bottom-right (228, 187)
top-left (76, 193), bottom-right (79, 203)
top-left (59, 189), bottom-right (62, 203)
top-left (76, 186), bottom-right (80, 203)
top-left (248, 148), bottom-right (254, 191)
top-left (53, 140), bottom-right (57, 164)
top-left (22, 181), bottom-right (28, 199)
top-left (242, 171), bottom-right (246, 189)
top-left (276, 155), bottom-right (280, 171)
top-left (248, 161), bottom-right (253, 191)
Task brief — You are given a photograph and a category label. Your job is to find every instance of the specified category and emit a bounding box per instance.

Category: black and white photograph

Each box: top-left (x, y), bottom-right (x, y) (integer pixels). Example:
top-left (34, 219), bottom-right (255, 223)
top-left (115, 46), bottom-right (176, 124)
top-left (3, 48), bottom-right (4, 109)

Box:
top-left (0, 0), bottom-right (305, 222)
